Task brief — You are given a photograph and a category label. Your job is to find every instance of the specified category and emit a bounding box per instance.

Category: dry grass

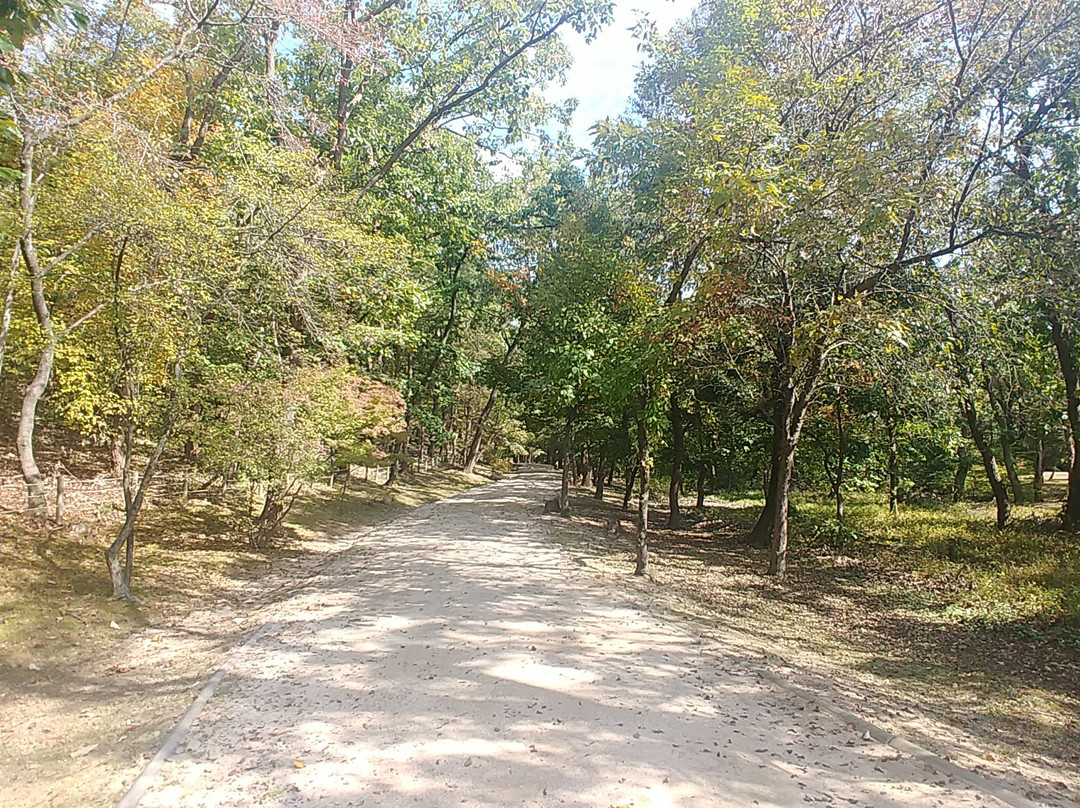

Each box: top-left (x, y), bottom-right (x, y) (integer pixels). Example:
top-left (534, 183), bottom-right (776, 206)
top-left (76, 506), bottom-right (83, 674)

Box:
top-left (547, 484), bottom-right (1080, 807)
top-left (0, 467), bottom-right (487, 808)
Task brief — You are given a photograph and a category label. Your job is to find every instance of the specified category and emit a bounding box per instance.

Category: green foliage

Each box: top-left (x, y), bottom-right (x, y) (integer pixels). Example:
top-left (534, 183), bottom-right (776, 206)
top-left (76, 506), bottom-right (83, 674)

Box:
top-left (196, 367), bottom-right (405, 489)
top-left (789, 493), bottom-right (1080, 641)
top-left (0, 0), bottom-right (86, 88)
top-left (3, 0), bottom-right (1080, 615)
top-left (0, 0), bottom-right (620, 587)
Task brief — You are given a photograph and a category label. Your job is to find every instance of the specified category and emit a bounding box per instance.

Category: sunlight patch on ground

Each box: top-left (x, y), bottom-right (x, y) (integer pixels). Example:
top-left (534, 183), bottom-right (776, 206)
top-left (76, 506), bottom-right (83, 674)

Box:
top-left (484, 657), bottom-right (600, 693)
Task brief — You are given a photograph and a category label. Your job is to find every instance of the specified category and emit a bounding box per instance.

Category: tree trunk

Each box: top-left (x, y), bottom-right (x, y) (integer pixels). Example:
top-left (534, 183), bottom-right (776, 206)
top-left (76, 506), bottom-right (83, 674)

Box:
top-left (184, 34), bottom-right (254, 158)
top-left (750, 419), bottom-right (782, 547)
top-left (750, 475), bottom-right (778, 547)
top-left (961, 396), bottom-right (1011, 529)
top-left (1033, 435), bottom-right (1045, 503)
top-left (104, 393), bottom-right (178, 601)
top-left (16, 141), bottom-right (54, 521)
top-left (594, 448), bottom-right (605, 500)
top-left (1047, 307), bottom-right (1080, 529)
top-left (667, 391), bottom-right (684, 529)
top-left (764, 370), bottom-right (816, 576)
top-left (832, 394), bottom-right (845, 524)
top-left (953, 453), bottom-right (971, 502)
top-left (0, 245), bottom-right (16, 380)
top-left (696, 465), bottom-right (706, 509)
top-left (263, 22), bottom-right (288, 144)
top-left (463, 387), bottom-right (497, 475)
top-left (987, 377), bottom-right (1024, 504)
top-left (18, 341), bottom-right (53, 519)
top-left (634, 409), bottom-right (650, 577)
top-left (252, 488), bottom-right (285, 549)
top-left (622, 463), bottom-right (636, 512)
top-left (945, 305), bottom-right (1008, 524)
top-left (462, 331), bottom-right (521, 475)
top-left (999, 434), bottom-right (1023, 504)
top-left (387, 437), bottom-right (405, 484)
top-left (105, 520), bottom-right (137, 601)
top-left (887, 406), bottom-right (900, 515)
top-left (109, 435), bottom-right (126, 477)
top-left (331, 23), bottom-right (356, 167)
top-left (767, 439), bottom-right (796, 577)
top-left (559, 412), bottom-right (573, 513)
top-left (412, 249), bottom-right (469, 408)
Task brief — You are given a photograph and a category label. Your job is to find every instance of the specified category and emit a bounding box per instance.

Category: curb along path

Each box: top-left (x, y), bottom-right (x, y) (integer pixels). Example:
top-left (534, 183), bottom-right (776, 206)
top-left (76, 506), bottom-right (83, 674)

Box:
top-left (126, 469), bottom-right (1028, 808)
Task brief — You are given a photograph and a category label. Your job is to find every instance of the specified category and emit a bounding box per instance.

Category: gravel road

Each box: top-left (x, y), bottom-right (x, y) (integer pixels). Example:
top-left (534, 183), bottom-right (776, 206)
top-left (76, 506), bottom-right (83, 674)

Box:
top-left (135, 468), bottom-right (1011, 808)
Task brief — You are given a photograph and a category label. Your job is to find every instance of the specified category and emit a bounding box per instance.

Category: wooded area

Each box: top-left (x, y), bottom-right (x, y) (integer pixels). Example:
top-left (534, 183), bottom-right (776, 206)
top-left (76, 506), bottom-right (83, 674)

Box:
top-left (3, 2), bottom-right (1080, 804)
top-left (1, 0), bottom-right (1078, 640)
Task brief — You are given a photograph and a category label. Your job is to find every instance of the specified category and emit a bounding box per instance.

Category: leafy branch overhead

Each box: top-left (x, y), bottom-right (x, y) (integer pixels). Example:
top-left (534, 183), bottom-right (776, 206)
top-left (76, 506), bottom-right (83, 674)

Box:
top-left (1, 0), bottom-right (1079, 614)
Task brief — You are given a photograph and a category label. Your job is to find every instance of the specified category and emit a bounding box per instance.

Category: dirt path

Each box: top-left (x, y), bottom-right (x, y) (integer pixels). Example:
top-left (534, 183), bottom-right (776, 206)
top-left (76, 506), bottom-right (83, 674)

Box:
top-left (132, 469), bottom-right (1020, 808)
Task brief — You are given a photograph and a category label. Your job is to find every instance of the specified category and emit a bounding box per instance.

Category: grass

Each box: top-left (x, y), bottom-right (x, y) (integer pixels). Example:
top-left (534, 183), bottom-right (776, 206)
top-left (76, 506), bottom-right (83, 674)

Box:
top-left (0, 466), bottom-right (488, 808)
top-left (766, 489), bottom-right (1079, 644)
top-left (548, 478), bottom-right (1080, 805)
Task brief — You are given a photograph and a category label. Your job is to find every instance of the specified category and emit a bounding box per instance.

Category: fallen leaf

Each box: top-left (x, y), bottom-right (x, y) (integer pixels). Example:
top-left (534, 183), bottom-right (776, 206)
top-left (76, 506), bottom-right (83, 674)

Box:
top-left (70, 744), bottom-right (97, 758)
top-left (292, 760), bottom-right (305, 769)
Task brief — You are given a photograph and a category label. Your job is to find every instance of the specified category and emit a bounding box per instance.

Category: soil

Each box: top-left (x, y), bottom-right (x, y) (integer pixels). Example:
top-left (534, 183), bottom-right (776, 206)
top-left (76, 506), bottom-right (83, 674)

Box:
top-left (5, 465), bottom-right (1075, 807)
top-left (0, 467), bottom-right (487, 808)
top-left (549, 485), bottom-right (1080, 808)
top-left (130, 468), bottom-right (1042, 808)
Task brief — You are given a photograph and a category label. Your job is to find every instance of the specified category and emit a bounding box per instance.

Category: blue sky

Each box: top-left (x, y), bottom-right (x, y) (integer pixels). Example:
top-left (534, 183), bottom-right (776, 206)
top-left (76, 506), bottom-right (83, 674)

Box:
top-left (545, 0), bottom-right (698, 147)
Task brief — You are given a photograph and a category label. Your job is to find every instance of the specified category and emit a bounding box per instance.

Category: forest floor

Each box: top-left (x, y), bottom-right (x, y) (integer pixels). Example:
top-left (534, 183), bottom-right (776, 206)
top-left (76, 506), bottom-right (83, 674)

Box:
top-left (549, 483), bottom-right (1080, 808)
top-left (3, 465), bottom-right (1075, 807)
top-left (0, 467), bottom-right (489, 808)
top-left (131, 467), bottom-right (1025, 808)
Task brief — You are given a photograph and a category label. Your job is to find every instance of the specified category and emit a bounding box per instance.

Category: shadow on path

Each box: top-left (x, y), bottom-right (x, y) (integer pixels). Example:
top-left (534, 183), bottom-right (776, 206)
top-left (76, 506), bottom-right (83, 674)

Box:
top-left (138, 469), bottom-right (1011, 808)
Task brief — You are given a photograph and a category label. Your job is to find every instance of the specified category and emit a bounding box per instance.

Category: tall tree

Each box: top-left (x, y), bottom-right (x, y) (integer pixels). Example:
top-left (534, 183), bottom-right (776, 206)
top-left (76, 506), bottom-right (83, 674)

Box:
top-left (605, 0), bottom-right (1080, 573)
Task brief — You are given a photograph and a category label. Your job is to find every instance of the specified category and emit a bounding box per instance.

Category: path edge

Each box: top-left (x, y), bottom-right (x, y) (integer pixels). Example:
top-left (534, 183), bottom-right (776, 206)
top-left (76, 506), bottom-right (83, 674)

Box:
top-left (113, 473), bottom-right (498, 808)
top-left (114, 621), bottom-right (276, 808)
top-left (624, 579), bottom-right (1054, 808)
top-left (751, 666), bottom-right (1050, 808)
top-left (540, 480), bottom-right (1056, 808)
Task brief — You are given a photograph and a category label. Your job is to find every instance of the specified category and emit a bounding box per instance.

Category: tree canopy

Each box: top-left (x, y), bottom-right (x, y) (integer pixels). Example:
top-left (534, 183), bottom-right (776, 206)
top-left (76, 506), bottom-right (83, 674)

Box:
top-left (3, 0), bottom-right (1080, 600)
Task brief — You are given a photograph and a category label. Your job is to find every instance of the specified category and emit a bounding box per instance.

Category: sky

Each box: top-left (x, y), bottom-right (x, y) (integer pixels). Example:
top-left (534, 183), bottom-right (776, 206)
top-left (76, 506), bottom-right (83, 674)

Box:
top-left (544, 0), bottom-right (699, 147)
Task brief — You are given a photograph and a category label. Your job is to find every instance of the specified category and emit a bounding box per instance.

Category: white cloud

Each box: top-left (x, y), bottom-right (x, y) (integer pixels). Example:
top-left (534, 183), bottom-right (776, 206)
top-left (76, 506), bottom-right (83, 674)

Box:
top-left (546, 0), bottom-right (699, 147)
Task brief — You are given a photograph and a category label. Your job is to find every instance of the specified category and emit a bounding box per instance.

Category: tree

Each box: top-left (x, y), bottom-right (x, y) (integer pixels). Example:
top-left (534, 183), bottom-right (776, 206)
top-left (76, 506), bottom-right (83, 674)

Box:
top-left (2, 0), bottom-right (250, 517)
top-left (293, 0), bottom-right (614, 188)
top-left (608, 0), bottom-right (1080, 574)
